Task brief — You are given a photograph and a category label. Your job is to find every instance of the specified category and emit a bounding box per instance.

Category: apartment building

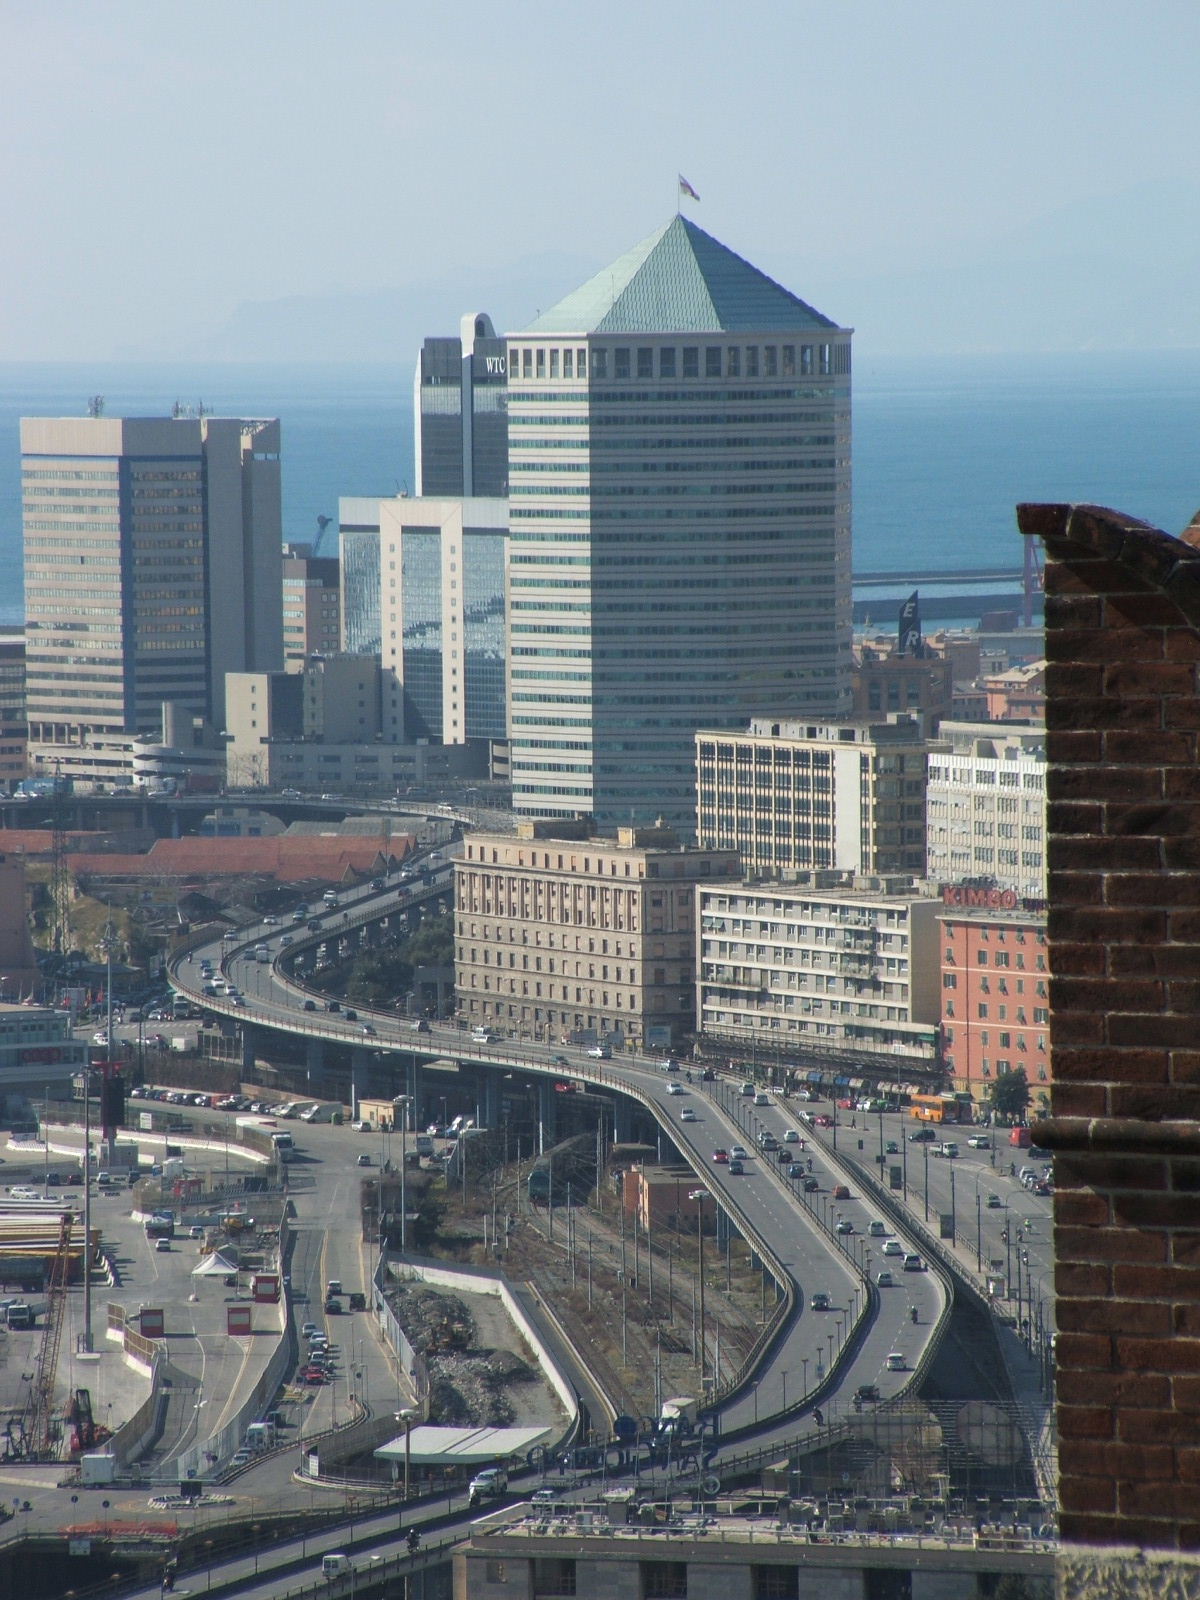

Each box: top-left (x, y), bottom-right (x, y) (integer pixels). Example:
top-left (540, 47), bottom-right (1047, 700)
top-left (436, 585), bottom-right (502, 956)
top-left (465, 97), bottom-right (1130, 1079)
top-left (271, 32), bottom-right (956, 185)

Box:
top-left (282, 542), bottom-right (341, 664)
top-left (939, 894), bottom-right (1050, 1103)
top-left (455, 820), bottom-right (738, 1049)
top-left (696, 873), bottom-right (942, 1069)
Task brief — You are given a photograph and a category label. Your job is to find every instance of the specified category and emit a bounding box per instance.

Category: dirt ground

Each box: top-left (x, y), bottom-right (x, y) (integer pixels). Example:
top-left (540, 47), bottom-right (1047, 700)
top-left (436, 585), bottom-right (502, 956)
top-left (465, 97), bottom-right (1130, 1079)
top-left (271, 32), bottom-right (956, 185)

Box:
top-left (434, 1163), bottom-right (782, 1424)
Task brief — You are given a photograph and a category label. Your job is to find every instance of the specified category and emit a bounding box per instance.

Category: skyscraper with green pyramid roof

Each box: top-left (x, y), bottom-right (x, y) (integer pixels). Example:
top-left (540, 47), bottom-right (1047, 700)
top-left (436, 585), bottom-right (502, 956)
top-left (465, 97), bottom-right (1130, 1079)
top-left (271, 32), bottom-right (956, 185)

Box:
top-left (505, 216), bottom-right (853, 829)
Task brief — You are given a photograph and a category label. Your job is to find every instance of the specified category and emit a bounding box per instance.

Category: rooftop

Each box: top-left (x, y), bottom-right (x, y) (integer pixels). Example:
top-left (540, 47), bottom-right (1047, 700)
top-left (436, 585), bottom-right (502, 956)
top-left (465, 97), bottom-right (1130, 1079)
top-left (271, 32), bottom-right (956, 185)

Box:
top-left (521, 216), bottom-right (842, 336)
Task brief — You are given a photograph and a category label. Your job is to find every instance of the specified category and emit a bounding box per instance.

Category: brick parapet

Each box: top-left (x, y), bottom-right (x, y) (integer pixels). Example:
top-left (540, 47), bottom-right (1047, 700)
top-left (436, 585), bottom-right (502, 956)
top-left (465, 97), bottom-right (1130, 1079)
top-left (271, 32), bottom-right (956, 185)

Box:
top-left (1019, 502), bottom-right (1200, 1553)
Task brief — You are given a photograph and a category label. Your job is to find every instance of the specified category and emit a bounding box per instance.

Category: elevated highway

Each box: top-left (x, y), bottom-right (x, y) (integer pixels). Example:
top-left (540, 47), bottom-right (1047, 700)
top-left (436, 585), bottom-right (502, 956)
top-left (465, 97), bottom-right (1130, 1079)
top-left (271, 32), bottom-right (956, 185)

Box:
top-left (167, 885), bottom-right (952, 1449)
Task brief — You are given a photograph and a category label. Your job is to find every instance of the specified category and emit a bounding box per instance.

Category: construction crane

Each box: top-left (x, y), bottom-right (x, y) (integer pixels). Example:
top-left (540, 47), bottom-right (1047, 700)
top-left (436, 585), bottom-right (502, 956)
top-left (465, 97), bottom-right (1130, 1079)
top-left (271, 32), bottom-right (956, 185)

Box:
top-left (29, 1211), bottom-right (76, 1458)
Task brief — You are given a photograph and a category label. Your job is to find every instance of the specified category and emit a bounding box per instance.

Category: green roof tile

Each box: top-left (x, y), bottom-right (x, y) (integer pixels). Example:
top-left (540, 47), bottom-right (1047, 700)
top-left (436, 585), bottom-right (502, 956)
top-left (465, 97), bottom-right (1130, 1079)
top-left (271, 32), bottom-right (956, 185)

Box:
top-left (522, 216), bottom-right (839, 335)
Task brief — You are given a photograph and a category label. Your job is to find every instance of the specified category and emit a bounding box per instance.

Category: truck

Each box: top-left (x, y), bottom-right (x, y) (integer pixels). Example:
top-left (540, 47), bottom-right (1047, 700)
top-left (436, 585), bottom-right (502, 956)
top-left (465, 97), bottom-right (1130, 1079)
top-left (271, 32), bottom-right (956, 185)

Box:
top-left (254, 944), bottom-right (271, 963)
top-left (468, 1467), bottom-right (509, 1504)
top-left (658, 1396), bottom-right (698, 1434)
top-left (270, 1130), bottom-right (294, 1162)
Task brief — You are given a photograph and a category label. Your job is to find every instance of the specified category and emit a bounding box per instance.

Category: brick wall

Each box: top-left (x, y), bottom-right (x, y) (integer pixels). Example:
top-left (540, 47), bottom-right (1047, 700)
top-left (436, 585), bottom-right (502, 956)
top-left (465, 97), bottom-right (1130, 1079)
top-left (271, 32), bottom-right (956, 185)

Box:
top-left (1019, 502), bottom-right (1200, 1550)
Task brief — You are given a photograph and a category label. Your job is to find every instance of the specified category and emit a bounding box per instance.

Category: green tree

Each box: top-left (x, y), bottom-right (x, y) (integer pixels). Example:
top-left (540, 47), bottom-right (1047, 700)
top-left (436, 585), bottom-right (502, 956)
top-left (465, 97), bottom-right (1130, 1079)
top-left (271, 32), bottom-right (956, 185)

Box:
top-left (988, 1067), bottom-right (1031, 1124)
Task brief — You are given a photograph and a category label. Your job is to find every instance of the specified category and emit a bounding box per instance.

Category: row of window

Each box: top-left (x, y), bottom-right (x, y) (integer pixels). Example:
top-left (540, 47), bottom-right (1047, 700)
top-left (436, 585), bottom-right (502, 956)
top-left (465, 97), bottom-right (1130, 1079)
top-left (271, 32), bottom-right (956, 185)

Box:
top-left (510, 343), bottom-right (849, 381)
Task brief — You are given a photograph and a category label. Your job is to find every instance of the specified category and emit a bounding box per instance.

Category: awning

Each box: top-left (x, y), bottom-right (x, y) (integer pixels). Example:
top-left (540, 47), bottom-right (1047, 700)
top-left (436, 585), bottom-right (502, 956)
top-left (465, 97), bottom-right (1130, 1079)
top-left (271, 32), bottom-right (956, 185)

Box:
top-left (374, 1424), bottom-right (553, 1468)
top-left (806, 1070), bottom-right (824, 1083)
top-left (192, 1250), bottom-right (238, 1277)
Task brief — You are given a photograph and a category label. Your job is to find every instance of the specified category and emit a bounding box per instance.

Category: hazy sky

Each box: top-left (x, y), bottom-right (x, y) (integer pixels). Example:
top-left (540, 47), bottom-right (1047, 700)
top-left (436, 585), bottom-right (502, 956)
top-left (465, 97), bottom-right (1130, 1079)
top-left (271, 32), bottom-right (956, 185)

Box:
top-left (3, 0), bottom-right (1199, 360)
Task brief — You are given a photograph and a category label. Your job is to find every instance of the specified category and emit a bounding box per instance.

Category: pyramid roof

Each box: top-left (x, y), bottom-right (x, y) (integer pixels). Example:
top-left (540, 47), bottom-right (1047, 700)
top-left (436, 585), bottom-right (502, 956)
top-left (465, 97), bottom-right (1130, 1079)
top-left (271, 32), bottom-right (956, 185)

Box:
top-left (522, 216), bottom-right (840, 336)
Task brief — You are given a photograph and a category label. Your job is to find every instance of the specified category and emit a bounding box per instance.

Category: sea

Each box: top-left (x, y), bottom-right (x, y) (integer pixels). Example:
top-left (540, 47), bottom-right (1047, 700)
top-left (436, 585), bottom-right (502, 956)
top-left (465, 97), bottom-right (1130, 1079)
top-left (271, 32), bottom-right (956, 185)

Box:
top-left (3, 350), bottom-right (1200, 627)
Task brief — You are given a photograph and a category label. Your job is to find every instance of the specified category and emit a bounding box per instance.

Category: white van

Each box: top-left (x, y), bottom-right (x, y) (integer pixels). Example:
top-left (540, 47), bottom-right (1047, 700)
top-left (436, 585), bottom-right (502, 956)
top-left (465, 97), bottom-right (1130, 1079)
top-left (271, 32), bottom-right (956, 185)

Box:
top-left (471, 1027), bottom-right (500, 1044)
top-left (321, 1553), bottom-right (352, 1578)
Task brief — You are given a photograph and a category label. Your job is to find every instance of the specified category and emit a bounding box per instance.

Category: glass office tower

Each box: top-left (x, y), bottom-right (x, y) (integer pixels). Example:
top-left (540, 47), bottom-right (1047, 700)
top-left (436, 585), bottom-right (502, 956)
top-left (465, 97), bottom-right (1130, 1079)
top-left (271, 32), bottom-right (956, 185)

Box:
top-left (413, 312), bottom-right (508, 499)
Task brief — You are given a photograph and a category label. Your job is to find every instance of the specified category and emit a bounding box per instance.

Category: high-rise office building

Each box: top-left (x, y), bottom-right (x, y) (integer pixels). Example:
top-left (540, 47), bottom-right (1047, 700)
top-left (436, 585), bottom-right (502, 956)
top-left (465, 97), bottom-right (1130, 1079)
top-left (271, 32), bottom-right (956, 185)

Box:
top-left (21, 415), bottom-right (282, 783)
top-left (379, 496), bottom-right (508, 744)
top-left (413, 312), bottom-right (508, 498)
top-left (506, 216), bottom-right (853, 830)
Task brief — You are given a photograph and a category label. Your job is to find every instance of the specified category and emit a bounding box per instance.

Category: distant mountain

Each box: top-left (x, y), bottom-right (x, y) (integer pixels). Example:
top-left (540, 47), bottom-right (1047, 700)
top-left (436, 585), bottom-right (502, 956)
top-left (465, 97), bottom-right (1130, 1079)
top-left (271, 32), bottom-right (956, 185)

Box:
top-left (172, 181), bottom-right (1200, 361)
top-left (189, 253), bottom-right (595, 363)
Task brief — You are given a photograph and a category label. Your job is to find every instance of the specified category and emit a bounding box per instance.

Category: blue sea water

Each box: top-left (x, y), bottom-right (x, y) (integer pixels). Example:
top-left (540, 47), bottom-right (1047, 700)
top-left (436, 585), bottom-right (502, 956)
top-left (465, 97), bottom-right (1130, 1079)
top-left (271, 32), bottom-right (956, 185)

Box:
top-left (2, 351), bottom-right (1200, 626)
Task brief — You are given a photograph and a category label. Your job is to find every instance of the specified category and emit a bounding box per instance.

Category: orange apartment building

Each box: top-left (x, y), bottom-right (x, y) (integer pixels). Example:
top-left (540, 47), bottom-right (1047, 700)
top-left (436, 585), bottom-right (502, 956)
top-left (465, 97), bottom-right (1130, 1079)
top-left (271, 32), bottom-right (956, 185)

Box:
top-left (938, 894), bottom-right (1049, 1110)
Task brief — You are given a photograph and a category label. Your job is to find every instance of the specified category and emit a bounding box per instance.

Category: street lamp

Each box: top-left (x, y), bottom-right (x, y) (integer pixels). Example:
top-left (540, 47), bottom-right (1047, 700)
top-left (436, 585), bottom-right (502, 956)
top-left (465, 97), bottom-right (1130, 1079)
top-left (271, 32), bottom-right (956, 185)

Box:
top-left (688, 1189), bottom-right (708, 1389)
top-left (395, 1408), bottom-right (417, 1503)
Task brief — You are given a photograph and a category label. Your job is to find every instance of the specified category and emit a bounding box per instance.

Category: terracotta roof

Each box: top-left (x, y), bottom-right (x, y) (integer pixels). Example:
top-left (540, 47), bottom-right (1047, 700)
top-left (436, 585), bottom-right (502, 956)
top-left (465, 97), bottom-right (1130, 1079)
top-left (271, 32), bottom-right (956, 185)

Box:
top-left (68, 832), bottom-right (415, 882)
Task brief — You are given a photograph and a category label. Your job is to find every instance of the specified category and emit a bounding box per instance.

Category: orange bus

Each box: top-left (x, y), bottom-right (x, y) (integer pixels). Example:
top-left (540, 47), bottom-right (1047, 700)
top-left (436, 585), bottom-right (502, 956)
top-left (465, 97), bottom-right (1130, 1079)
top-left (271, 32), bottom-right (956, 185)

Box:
top-left (909, 1093), bottom-right (963, 1124)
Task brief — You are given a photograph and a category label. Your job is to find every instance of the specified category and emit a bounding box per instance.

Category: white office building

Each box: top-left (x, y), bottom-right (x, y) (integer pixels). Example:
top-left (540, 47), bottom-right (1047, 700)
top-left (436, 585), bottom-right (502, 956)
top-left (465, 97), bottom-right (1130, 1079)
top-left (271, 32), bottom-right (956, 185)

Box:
top-left (925, 722), bottom-right (1047, 899)
top-left (506, 216), bottom-right (853, 830)
top-left (696, 874), bottom-right (942, 1067)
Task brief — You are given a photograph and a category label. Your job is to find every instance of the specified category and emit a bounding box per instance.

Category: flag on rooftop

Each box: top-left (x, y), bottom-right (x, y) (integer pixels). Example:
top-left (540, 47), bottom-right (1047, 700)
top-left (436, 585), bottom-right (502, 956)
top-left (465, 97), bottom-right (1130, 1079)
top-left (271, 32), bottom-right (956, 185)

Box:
top-left (678, 174), bottom-right (700, 202)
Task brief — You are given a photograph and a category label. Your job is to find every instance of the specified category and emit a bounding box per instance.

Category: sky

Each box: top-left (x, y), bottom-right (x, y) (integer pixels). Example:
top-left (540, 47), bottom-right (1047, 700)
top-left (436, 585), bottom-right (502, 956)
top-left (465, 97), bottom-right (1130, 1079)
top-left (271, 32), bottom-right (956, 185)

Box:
top-left (3, 0), bottom-right (1200, 360)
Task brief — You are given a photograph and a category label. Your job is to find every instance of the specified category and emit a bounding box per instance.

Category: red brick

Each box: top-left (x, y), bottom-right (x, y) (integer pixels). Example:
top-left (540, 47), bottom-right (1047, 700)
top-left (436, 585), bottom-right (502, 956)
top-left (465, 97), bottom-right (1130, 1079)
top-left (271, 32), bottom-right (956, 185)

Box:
top-left (1048, 905), bottom-right (1166, 942)
top-left (1114, 1262), bottom-right (1200, 1299)
top-left (1109, 1014), bottom-right (1200, 1048)
top-left (1106, 593), bottom-right (1191, 628)
top-left (1172, 1375), bottom-right (1200, 1410)
top-left (1110, 1083), bottom-right (1200, 1120)
top-left (1054, 1191), bottom-right (1114, 1229)
top-left (1083, 1224), bottom-right (1169, 1267)
top-left (1117, 1336), bottom-right (1200, 1373)
top-left (1058, 1370), bottom-right (1169, 1409)
top-left (1056, 1261), bottom-right (1112, 1297)
top-left (1056, 1332), bottom-right (1113, 1369)
top-left (1105, 663), bottom-right (1199, 699)
top-left (1057, 1298), bottom-right (1171, 1336)
top-left (1057, 1406), bottom-right (1115, 1440)
top-left (1110, 1193), bottom-right (1200, 1228)
top-left (1058, 1477), bottom-right (1117, 1515)
top-left (1107, 873), bottom-right (1200, 908)
top-left (1120, 1410), bottom-right (1193, 1443)
top-left (1051, 1083), bottom-right (1111, 1117)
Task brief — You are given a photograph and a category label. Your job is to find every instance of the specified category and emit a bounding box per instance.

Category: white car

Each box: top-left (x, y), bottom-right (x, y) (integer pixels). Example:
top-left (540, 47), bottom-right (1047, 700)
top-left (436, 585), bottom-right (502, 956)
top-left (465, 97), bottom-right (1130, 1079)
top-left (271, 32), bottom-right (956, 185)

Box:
top-left (882, 1239), bottom-right (904, 1257)
top-left (967, 1135), bottom-right (991, 1149)
top-left (783, 1129), bottom-right (799, 1143)
top-left (885, 1351), bottom-right (907, 1371)
top-left (667, 1083), bottom-right (684, 1096)
top-left (680, 1108), bottom-right (697, 1122)
top-left (877, 1270), bottom-right (895, 1288)
top-left (730, 1145), bottom-right (749, 1160)
top-left (91, 1030), bottom-right (110, 1045)
top-left (587, 1045), bottom-right (611, 1059)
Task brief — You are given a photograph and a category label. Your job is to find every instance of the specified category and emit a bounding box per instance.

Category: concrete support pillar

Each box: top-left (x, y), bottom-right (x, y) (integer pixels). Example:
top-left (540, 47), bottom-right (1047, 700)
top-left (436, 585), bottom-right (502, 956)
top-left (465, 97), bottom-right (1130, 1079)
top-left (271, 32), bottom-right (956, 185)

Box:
top-left (482, 1068), bottom-right (501, 1129)
top-left (305, 1036), bottom-right (326, 1085)
top-left (611, 1095), bottom-right (632, 1144)
top-left (537, 1077), bottom-right (557, 1152)
top-left (349, 1047), bottom-right (369, 1117)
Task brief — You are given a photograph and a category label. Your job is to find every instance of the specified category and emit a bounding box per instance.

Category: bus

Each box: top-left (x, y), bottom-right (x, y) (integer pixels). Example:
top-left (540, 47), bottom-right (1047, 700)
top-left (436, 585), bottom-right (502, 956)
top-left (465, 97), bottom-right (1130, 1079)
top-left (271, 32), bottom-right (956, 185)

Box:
top-left (909, 1093), bottom-right (966, 1124)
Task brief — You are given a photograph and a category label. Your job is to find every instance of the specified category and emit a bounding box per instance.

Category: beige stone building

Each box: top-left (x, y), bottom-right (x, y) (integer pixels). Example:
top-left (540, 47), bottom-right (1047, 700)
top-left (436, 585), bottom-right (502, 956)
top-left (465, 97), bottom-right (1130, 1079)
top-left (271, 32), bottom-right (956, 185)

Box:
top-left (454, 821), bottom-right (738, 1050)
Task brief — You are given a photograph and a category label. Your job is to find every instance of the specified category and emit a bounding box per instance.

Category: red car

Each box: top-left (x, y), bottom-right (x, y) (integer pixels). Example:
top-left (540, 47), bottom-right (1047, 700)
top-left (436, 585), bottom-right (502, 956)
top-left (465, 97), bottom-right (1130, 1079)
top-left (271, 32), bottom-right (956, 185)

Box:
top-left (301, 1367), bottom-right (328, 1385)
top-left (815, 1114), bottom-right (834, 1128)
top-left (712, 1148), bottom-right (729, 1164)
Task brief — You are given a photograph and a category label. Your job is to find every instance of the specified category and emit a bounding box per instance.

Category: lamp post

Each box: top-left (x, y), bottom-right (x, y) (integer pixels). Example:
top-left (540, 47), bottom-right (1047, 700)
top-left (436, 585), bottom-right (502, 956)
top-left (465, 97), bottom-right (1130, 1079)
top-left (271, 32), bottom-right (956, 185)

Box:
top-left (949, 1164), bottom-right (957, 1246)
top-left (688, 1189), bottom-right (707, 1390)
top-left (394, 1096), bottom-right (410, 1252)
top-left (922, 1141), bottom-right (930, 1224)
top-left (800, 1356), bottom-right (808, 1397)
top-left (396, 1408), bottom-right (417, 1503)
top-left (780, 1368), bottom-right (789, 1412)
